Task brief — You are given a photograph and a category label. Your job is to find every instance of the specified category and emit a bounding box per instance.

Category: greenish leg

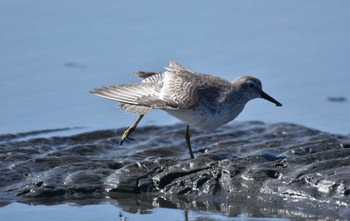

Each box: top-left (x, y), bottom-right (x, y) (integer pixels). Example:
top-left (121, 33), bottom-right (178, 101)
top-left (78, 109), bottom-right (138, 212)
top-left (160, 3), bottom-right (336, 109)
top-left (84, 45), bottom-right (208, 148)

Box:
top-left (185, 125), bottom-right (194, 159)
top-left (119, 115), bottom-right (144, 145)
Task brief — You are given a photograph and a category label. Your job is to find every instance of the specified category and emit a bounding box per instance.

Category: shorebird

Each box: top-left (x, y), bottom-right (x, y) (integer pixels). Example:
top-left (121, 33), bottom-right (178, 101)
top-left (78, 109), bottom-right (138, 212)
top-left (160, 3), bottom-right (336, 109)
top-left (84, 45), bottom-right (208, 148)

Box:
top-left (91, 61), bottom-right (282, 158)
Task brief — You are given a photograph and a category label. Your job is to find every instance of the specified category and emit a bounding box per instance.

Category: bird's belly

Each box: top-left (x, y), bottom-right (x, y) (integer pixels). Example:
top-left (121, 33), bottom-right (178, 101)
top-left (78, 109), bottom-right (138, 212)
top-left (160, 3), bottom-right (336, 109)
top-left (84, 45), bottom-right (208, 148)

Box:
top-left (165, 107), bottom-right (242, 131)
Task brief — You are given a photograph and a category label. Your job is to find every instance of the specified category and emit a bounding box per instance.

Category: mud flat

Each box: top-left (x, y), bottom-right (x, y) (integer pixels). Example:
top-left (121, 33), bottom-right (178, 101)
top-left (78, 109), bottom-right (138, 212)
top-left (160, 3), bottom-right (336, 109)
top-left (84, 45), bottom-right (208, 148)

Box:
top-left (1, 121), bottom-right (349, 220)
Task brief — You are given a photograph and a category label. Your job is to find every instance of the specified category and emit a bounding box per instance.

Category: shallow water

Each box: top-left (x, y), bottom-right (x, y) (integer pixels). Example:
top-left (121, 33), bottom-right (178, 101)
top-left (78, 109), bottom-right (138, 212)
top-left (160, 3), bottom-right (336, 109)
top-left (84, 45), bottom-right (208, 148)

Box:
top-left (1, 1), bottom-right (350, 220)
top-left (0, 203), bottom-right (289, 221)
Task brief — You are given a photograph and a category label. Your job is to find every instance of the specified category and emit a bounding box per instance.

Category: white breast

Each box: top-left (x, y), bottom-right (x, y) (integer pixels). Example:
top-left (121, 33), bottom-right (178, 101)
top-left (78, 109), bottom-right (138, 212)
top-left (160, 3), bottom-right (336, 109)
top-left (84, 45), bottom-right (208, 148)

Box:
top-left (165, 104), bottom-right (244, 131)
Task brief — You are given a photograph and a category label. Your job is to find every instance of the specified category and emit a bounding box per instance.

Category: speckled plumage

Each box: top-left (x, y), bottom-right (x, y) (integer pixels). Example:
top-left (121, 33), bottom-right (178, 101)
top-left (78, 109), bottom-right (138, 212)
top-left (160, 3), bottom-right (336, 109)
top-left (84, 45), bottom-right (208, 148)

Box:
top-left (91, 61), bottom-right (282, 131)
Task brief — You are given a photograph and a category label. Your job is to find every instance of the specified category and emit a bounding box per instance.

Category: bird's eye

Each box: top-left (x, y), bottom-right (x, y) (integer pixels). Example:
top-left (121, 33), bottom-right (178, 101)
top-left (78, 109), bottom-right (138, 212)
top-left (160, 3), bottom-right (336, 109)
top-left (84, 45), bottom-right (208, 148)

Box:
top-left (249, 82), bottom-right (255, 88)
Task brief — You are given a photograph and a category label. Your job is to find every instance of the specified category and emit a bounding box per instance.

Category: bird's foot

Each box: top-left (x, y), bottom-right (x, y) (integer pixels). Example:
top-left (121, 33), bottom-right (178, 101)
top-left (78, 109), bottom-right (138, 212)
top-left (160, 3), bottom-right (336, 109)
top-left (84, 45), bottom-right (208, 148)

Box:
top-left (119, 114), bottom-right (144, 145)
top-left (119, 126), bottom-right (136, 145)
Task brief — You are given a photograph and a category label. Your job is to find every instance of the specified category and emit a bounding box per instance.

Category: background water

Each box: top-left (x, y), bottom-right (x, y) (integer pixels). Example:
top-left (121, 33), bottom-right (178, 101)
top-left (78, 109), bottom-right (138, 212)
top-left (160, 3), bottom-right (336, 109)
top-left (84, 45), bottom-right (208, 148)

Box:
top-left (0, 0), bottom-right (349, 136)
top-left (0, 0), bottom-right (349, 220)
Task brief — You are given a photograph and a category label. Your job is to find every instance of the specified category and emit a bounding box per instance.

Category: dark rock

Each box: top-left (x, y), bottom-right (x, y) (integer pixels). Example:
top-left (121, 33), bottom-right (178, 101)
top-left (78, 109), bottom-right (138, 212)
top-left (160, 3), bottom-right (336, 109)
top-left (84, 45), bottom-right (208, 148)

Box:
top-left (0, 121), bottom-right (349, 219)
top-left (327, 96), bottom-right (347, 102)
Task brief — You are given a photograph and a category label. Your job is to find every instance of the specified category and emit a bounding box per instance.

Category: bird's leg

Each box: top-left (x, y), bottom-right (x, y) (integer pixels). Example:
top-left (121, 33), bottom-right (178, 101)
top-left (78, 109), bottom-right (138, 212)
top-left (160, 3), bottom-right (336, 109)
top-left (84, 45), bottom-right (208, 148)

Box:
top-left (185, 125), bottom-right (194, 159)
top-left (119, 115), bottom-right (144, 145)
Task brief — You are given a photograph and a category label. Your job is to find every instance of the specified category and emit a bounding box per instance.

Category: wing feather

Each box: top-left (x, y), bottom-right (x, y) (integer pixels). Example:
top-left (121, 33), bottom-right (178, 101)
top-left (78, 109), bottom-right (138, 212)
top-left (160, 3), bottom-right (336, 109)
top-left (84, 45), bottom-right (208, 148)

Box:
top-left (91, 61), bottom-right (229, 114)
top-left (117, 103), bottom-right (151, 115)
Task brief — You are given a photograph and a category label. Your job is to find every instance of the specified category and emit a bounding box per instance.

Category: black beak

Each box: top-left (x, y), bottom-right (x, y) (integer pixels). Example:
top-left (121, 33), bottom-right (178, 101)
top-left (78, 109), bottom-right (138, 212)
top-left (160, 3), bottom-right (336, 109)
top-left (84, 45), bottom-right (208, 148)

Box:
top-left (261, 91), bottom-right (282, 106)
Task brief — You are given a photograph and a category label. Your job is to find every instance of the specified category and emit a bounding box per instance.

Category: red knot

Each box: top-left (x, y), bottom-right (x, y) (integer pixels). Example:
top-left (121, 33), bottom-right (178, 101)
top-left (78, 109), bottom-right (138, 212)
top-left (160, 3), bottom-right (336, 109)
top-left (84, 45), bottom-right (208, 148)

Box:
top-left (91, 61), bottom-right (282, 158)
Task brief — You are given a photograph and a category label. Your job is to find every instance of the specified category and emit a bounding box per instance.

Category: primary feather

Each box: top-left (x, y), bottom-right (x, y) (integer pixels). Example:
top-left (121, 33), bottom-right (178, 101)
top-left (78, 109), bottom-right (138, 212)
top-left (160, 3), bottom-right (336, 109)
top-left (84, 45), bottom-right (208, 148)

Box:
top-left (91, 61), bottom-right (200, 114)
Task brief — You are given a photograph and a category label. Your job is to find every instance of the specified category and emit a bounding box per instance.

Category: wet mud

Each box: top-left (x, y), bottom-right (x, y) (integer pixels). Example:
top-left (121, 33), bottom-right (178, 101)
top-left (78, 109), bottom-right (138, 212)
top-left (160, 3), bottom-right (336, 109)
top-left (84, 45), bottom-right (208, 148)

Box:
top-left (1, 121), bottom-right (350, 219)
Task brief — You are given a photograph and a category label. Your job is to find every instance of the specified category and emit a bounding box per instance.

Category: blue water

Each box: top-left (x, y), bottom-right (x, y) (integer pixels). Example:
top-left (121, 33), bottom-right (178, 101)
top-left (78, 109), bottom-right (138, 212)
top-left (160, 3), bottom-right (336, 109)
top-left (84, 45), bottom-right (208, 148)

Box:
top-left (0, 0), bottom-right (349, 220)
top-left (0, 203), bottom-right (288, 221)
top-left (1, 0), bottom-right (349, 135)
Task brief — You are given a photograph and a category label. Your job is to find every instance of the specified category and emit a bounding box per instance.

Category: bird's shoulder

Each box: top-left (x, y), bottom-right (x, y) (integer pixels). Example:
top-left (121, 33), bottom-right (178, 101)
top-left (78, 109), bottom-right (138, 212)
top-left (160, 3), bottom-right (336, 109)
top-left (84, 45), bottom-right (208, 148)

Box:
top-left (161, 65), bottom-right (232, 108)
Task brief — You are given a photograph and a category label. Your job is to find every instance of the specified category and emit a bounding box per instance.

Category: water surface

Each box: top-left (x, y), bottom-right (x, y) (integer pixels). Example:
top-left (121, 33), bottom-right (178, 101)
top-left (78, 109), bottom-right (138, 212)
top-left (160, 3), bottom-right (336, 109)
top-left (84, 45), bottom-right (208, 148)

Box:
top-left (0, 0), bottom-right (349, 135)
top-left (0, 203), bottom-right (288, 221)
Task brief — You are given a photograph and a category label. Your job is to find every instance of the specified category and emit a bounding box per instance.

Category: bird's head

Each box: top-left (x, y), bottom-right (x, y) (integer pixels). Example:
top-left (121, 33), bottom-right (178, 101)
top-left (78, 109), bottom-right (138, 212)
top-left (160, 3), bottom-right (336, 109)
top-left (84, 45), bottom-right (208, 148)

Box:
top-left (232, 76), bottom-right (282, 106)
